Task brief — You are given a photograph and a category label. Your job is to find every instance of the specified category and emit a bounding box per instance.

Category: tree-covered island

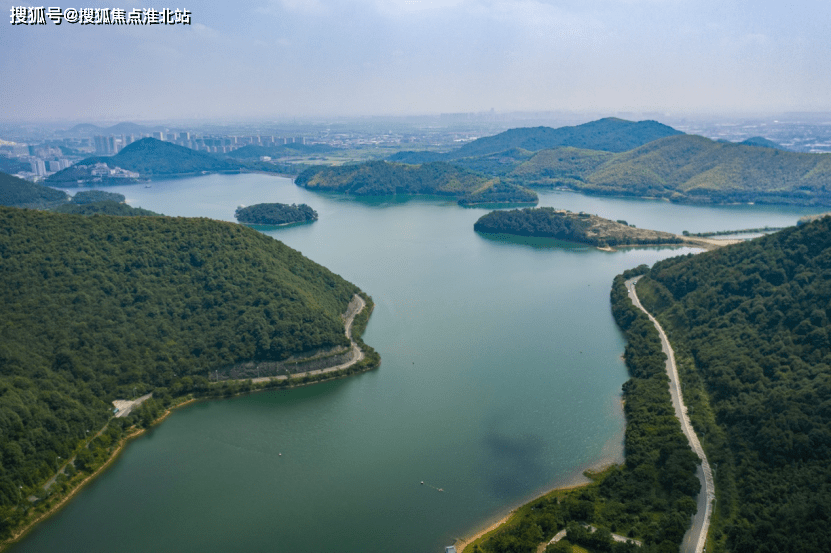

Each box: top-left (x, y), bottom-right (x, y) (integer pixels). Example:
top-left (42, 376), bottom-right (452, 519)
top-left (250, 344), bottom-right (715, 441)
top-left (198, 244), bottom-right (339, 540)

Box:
top-left (234, 203), bottom-right (318, 226)
top-left (473, 207), bottom-right (682, 248)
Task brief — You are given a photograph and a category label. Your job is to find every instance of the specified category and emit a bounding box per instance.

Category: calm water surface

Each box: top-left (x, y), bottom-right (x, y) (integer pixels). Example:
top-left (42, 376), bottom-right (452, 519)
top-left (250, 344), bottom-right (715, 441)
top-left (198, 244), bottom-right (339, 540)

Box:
top-left (14, 177), bottom-right (816, 553)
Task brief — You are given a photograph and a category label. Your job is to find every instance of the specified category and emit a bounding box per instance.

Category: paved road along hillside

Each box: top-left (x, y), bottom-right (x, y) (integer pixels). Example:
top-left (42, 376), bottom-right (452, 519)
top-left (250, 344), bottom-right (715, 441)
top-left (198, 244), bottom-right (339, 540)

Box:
top-left (625, 277), bottom-right (715, 553)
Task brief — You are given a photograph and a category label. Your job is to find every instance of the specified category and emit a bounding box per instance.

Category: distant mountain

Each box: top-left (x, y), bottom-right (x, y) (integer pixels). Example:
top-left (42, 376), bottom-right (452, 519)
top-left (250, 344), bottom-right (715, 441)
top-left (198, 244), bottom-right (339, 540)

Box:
top-left (739, 136), bottom-right (787, 150)
top-left (46, 138), bottom-right (243, 185)
top-left (0, 171), bottom-right (68, 208)
top-left (509, 134), bottom-right (831, 206)
top-left (65, 122), bottom-right (162, 135)
top-left (295, 160), bottom-right (538, 206)
top-left (389, 118), bottom-right (683, 164)
top-left (67, 123), bottom-right (102, 134)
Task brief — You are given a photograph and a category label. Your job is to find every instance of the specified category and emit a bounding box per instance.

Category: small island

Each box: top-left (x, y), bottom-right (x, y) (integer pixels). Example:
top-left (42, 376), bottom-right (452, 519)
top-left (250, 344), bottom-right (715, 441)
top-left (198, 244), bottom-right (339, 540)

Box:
top-left (473, 207), bottom-right (682, 248)
top-left (234, 202), bottom-right (318, 226)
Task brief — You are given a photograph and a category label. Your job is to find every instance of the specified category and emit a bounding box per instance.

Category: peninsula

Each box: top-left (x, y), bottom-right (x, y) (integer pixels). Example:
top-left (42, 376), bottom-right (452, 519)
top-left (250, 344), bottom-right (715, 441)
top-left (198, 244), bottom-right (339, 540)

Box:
top-left (295, 160), bottom-right (538, 206)
top-left (0, 207), bottom-right (378, 545)
top-left (473, 207), bottom-right (683, 248)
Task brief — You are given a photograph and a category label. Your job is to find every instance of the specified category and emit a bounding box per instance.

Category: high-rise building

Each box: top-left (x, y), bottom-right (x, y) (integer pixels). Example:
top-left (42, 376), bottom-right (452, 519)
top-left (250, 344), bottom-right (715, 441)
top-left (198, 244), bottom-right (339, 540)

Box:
top-left (47, 160), bottom-right (61, 172)
top-left (30, 159), bottom-right (46, 176)
top-left (94, 135), bottom-right (108, 154)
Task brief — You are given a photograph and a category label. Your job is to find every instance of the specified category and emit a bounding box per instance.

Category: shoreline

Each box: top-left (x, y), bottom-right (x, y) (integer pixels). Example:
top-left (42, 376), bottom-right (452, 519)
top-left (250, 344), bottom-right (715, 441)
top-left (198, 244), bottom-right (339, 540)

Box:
top-left (1, 396), bottom-right (196, 551)
top-left (453, 457), bottom-right (620, 553)
top-left (1, 295), bottom-right (374, 552)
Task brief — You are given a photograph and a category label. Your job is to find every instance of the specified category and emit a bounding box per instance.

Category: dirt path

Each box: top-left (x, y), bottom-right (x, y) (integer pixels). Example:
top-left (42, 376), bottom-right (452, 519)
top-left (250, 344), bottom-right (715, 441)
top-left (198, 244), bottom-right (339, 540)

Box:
top-left (625, 276), bottom-right (715, 553)
top-left (113, 392), bottom-right (153, 418)
top-left (250, 293), bottom-right (366, 384)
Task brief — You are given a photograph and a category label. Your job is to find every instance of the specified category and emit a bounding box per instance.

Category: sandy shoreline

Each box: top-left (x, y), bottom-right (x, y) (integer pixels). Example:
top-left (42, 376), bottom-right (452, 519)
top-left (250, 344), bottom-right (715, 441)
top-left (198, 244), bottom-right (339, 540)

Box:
top-left (452, 457), bottom-right (621, 553)
top-left (1, 297), bottom-right (371, 551)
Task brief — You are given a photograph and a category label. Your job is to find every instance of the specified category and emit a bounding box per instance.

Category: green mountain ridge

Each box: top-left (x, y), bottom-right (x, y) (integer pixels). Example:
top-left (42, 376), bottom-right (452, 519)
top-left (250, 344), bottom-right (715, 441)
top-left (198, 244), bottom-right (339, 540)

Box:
top-left (634, 217), bottom-right (831, 552)
top-left (510, 134), bottom-right (831, 205)
top-left (0, 172), bottom-right (69, 209)
top-left (389, 118), bottom-right (683, 164)
top-left (0, 207), bottom-right (369, 529)
top-left (295, 160), bottom-right (538, 205)
top-left (46, 138), bottom-right (243, 185)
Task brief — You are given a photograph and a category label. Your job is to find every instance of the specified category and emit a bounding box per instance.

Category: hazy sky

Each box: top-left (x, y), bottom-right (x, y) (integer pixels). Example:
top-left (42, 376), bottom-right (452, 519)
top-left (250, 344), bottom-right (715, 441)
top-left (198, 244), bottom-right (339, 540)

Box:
top-left (2, 0), bottom-right (830, 122)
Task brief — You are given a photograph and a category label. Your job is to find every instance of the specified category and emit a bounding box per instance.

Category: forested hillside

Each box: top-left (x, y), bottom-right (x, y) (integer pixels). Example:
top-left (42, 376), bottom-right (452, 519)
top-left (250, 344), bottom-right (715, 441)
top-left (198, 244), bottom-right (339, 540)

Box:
top-left (235, 203), bottom-right (318, 225)
top-left (0, 207), bottom-right (365, 530)
top-left (51, 200), bottom-right (161, 217)
top-left (46, 138), bottom-right (242, 184)
top-left (389, 118), bottom-right (682, 163)
top-left (474, 207), bottom-right (681, 247)
top-left (635, 216), bottom-right (831, 552)
top-left (0, 172), bottom-right (68, 209)
top-left (467, 266), bottom-right (699, 553)
top-left (295, 160), bottom-right (538, 205)
top-left (509, 134), bottom-right (831, 206)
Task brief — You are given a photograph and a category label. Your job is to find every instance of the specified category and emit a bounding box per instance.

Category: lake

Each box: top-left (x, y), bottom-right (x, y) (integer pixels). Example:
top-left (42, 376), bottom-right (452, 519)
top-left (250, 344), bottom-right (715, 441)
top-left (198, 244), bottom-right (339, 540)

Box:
top-left (12, 176), bottom-right (816, 553)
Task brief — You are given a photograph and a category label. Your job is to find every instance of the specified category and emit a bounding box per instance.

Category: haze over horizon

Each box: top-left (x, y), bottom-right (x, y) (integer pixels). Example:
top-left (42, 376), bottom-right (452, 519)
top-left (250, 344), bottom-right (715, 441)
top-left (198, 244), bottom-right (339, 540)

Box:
top-left (2, 0), bottom-right (830, 123)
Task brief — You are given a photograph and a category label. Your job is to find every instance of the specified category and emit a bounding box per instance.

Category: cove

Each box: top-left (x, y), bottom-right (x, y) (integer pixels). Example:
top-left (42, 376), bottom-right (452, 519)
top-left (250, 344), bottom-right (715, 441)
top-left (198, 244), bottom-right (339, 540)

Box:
top-left (11, 176), bottom-right (817, 553)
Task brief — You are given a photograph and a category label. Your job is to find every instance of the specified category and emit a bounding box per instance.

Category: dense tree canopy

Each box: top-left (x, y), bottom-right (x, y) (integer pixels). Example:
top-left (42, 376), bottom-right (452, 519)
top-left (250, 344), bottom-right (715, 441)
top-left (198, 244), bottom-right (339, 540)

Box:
top-left (0, 207), bottom-right (363, 525)
top-left (637, 216), bottom-right (831, 552)
top-left (234, 203), bottom-right (317, 225)
top-left (474, 207), bottom-right (681, 247)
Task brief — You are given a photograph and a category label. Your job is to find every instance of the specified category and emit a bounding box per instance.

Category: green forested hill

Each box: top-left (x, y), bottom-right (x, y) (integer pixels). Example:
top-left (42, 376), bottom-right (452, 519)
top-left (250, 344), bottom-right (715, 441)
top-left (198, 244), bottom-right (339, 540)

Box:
top-left (510, 134), bottom-right (831, 205)
top-left (0, 171), bottom-right (68, 209)
top-left (389, 118), bottom-right (682, 164)
top-left (235, 203), bottom-right (318, 225)
top-left (0, 207), bottom-right (362, 523)
top-left (295, 160), bottom-right (538, 205)
top-left (52, 200), bottom-right (161, 217)
top-left (635, 216), bottom-right (831, 552)
top-left (474, 207), bottom-right (681, 247)
top-left (46, 138), bottom-right (242, 184)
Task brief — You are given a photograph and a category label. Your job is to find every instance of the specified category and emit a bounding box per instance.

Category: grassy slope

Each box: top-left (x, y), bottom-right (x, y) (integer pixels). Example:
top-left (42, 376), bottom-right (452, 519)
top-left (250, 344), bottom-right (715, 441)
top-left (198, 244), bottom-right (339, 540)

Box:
top-left (296, 160), bottom-right (538, 204)
top-left (389, 118), bottom-right (682, 164)
top-left (510, 135), bottom-right (831, 205)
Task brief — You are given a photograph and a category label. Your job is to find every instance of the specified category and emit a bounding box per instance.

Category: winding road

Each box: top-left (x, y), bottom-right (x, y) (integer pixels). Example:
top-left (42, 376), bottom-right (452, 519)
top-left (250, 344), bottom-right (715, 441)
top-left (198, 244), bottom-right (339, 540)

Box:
top-left (250, 293), bottom-right (367, 384)
top-left (625, 276), bottom-right (715, 553)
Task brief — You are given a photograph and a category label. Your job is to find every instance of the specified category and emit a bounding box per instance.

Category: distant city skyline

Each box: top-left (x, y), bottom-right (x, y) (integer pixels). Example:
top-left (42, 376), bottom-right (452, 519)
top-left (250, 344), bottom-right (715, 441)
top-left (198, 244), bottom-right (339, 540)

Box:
top-left (2, 0), bottom-right (831, 122)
